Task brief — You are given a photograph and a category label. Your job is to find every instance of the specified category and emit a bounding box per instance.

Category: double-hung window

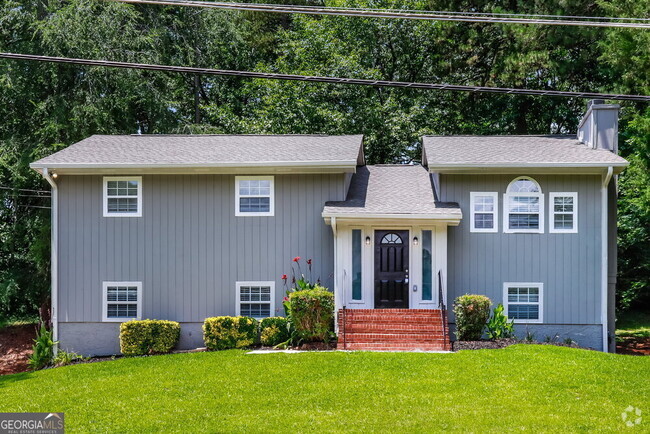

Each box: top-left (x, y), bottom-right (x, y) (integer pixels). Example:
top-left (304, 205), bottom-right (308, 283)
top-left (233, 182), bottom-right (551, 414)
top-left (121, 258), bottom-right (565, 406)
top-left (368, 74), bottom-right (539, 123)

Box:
top-left (236, 281), bottom-right (275, 319)
top-left (103, 176), bottom-right (142, 217)
top-left (504, 177), bottom-right (544, 233)
top-left (235, 176), bottom-right (274, 216)
top-left (470, 192), bottom-right (498, 232)
top-left (102, 281), bottom-right (142, 322)
top-left (504, 283), bottom-right (543, 323)
top-left (549, 192), bottom-right (578, 233)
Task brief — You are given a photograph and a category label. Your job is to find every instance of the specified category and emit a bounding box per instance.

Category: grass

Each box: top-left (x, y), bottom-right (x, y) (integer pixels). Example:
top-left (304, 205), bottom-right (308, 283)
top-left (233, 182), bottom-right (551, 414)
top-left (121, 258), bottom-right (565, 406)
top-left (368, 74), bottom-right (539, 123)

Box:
top-left (1, 346), bottom-right (648, 432)
top-left (617, 310), bottom-right (650, 338)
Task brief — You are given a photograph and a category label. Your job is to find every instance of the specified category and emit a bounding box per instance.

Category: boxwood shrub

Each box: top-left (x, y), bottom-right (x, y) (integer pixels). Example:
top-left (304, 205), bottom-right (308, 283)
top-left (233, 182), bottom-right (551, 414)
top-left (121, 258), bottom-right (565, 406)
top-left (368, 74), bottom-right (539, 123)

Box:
top-left (203, 316), bottom-right (259, 350)
top-left (260, 317), bottom-right (289, 346)
top-left (453, 294), bottom-right (491, 341)
top-left (119, 319), bottom-right (180, 356)
top-left (288, 287), bottom-right (335, 343)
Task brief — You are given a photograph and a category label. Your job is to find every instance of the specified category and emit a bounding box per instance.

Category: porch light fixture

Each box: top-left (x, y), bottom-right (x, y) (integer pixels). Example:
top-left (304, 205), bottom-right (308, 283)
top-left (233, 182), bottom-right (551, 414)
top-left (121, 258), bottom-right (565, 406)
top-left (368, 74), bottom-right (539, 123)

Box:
top-left (51, 172), bottom-right (58, 179)
top-left (413, 236), bottom-right (419, 246)
top-left (365, 236), bottom-right (371, 245)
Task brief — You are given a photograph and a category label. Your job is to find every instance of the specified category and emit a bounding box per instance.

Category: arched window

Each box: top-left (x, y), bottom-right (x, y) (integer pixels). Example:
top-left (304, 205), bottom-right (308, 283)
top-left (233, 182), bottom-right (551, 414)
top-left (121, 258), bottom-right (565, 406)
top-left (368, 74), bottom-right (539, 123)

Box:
top-left (380, 233), bottom-right (403, 244)
top-left (504, 177), bottom-right (544, 233)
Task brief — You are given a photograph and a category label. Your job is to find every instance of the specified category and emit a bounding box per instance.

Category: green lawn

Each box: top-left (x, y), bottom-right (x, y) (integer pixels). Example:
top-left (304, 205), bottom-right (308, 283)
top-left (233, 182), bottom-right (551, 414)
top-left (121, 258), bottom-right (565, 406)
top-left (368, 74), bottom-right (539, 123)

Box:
top-left (617, 310), bottom-right (650, 338)
top-left (0, 345), bottom-right (648, 432)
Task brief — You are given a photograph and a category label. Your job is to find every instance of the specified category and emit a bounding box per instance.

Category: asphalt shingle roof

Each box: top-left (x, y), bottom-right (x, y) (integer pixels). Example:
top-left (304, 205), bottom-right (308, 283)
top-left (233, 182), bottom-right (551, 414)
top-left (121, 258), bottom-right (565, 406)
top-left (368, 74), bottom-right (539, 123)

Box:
top-left (31, 134), bottom-right (365, 168)
top-left (323, 165), bottom-right (461, 217)
top-left (422, 135), bottom-right (628, 169)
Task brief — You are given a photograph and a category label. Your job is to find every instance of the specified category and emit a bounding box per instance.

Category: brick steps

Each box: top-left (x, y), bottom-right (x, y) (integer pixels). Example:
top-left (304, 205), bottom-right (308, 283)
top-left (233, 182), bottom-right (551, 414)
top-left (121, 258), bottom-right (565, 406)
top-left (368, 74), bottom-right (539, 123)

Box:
top-left (337, 308), bottom-right (449, 351)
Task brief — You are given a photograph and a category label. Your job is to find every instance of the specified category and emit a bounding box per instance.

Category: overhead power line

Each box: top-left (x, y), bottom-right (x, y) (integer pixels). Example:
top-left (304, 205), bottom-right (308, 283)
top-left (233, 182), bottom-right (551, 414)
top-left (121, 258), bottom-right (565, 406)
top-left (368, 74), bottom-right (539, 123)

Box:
top-left (103, 0), bottom-right (650, 29)
top-left (2, 52), bottom-right (649, 101)
top-left (0, 186), bottom-right (51, 194)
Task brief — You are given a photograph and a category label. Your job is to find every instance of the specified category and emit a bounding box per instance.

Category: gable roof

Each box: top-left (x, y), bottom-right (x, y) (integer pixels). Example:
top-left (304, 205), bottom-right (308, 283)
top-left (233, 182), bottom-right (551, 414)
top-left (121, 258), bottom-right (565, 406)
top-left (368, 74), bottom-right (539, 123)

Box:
top-left (322, 165), bottom-right (461, 221)
top-left (31, 134), bottom-right (365, 174)
top-left (422, 135), bottom-right (628, 174)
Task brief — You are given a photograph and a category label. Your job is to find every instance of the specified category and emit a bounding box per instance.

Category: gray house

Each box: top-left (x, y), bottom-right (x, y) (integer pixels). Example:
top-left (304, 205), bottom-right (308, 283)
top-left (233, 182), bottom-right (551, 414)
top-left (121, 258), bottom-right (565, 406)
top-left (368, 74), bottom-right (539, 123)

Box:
top-left (31, 100), bottom-right (627, 354)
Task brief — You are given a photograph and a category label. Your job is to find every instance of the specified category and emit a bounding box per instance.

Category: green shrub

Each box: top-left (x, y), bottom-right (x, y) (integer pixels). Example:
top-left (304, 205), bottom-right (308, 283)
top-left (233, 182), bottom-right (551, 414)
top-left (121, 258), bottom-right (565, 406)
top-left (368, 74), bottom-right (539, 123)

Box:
top-left (53, 350), bottom-right (86, 367)
top-left (288, 287), bottom-right (334, 343)
top-left (260, 317), bottom-right (289, 346)
top-left (203, 316), bottom-right (259, 350)
top-left (486, 303), bottom-right (514, 340)
top-left (28, 323), bottom-right (55, 370)
top-left (120, 319), bottom-right (180, 356)
top-left (453, 294), bottom-right (491, 341)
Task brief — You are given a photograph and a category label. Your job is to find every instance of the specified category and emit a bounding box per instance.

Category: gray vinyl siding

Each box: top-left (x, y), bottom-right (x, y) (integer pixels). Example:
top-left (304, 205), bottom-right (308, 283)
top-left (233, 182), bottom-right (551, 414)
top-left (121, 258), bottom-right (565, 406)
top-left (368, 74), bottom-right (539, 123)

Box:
top-left (57, 174), bottom-right (345, 323)
top-left (440, 174), bottom-right (602, 325)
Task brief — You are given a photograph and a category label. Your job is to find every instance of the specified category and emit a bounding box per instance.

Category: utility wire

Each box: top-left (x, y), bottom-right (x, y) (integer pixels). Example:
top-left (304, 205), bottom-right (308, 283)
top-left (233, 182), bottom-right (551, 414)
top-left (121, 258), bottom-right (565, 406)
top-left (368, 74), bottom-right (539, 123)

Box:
top-left (102, 0), bottom-right (650, 29)
top-left (2, 52), bottom-right (649, 101)
top-left (0, 186), bottom-right (51, 194)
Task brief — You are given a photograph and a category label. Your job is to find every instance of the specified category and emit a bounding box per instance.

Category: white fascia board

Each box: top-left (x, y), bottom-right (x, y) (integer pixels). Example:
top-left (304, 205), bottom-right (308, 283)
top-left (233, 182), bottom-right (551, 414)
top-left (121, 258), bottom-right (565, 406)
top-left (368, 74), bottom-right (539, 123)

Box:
top-left (30, 160), bottom-right (357, 169)
top-left (322, 212), bottom-right (462, 225)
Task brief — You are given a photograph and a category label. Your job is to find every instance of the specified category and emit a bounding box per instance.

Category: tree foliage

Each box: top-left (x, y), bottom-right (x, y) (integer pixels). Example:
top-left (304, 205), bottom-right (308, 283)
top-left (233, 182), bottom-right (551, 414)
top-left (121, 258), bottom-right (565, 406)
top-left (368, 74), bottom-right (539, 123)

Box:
top-left (0, 0), bottom-right (648, 320)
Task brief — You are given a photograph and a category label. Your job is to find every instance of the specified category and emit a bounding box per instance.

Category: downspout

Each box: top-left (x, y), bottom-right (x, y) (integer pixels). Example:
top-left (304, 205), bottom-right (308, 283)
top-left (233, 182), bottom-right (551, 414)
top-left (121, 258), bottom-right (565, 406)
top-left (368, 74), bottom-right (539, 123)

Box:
top-left (42, 168), bottom-right (58, 354)
top-left (601, 166), bottom-right (613, 352)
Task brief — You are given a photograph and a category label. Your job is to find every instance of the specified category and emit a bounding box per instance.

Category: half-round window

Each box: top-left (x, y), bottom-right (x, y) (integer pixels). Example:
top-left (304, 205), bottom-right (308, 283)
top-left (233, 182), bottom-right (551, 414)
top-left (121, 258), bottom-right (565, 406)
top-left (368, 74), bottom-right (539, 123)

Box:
top-left (504, 176), bottom-right (543, 233)
top-left (507, 177), bottom-right (541, 193)
top-left (380, 233), bottom-right (403, 244)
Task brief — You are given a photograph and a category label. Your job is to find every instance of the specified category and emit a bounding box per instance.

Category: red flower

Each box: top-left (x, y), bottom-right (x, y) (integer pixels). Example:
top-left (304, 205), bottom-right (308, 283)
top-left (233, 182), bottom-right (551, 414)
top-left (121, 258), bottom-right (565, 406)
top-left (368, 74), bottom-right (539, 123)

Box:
top-left (293, 256), bottom-right (301, 262)
top-left (281, 274), bottom-right (287, 280)
top-left (307, 259), bottom-right (312, 265)
top-left (283, 297), bottom-right (289, 302)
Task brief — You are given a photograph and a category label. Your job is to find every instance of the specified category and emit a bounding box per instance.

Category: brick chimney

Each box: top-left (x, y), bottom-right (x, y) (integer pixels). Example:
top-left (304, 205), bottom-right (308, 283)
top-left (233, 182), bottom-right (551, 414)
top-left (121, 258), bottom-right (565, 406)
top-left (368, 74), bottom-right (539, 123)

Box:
top-left (577, 99), bottom-right (620, 152)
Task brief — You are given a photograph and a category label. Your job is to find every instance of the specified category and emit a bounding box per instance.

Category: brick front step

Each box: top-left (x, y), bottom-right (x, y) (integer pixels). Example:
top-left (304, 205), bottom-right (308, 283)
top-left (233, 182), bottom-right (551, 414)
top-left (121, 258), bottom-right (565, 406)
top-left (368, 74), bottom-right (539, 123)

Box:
top-left (339, 342), bottom-right (448, 351)
top-left (340, 325), bottom-right (445, 334)
top-left (337, 308), bottom-right (450, 351)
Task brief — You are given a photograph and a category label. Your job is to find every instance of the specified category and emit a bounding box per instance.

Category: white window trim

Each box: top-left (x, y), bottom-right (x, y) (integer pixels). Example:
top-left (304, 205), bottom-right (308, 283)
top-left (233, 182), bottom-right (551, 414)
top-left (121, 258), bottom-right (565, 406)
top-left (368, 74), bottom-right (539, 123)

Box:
top-left (549, 192), bottom-right (578, 234)
top-left (235, 281), bottom-right (275, 318)
top-left (349, 227), bottom-right (365, 304)
top-left (102, 281), bottom-right (142, 322)
top-left (503, 176), bottom-right (544, 234)
top-left (235, 176), bottom-right (275, 217)
top-left (103, 176), bottom-right (142, 218)
top-left (470, 192), bottom-right (498, 233)
top-left (503, 282), bottom-right (543, 324)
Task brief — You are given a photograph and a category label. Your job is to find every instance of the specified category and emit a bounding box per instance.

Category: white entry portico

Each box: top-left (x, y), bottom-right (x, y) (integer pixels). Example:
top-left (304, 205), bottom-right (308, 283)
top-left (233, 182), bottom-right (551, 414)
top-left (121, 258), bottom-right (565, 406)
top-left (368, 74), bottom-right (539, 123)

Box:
top-left (322, 165), bottom-right (462, 313)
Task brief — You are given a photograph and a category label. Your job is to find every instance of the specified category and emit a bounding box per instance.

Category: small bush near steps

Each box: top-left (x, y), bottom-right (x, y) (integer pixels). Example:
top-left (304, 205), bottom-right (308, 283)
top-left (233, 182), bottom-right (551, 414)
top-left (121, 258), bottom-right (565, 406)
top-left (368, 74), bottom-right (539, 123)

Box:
top-left (288, 287), bottom-right (334, 343)
top-left (120, 319), bottom-right (180, 356)
top-left (203, 316), bottom-right (259, 350)
top-left (260, 317), bottom-right (289, 346)
top-left (453, 294), bottom-right (491, 341)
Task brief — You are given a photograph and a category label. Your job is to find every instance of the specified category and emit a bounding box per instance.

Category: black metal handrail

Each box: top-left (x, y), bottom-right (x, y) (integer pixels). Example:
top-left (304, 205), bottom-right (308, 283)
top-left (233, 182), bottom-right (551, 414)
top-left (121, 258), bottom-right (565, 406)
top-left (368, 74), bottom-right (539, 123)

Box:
top-left (438, 271), bottom-right (449, 350)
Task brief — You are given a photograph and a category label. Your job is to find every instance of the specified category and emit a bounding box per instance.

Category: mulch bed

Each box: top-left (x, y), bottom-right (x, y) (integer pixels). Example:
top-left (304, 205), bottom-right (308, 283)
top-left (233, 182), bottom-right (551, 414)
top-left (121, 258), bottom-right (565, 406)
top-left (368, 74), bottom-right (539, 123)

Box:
top-left (616, 337), bottom-right (650, 356)
top-left (453, 338), bottom-right (583, 351)
top-left (0, 324), bottom-right (36, 375)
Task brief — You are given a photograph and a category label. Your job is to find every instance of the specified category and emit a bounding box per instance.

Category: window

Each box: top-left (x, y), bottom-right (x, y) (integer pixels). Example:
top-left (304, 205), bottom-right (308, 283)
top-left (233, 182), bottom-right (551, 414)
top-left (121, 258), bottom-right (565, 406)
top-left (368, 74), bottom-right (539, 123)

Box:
top-left (421, 230), bottom-right (433, 301)
top-left (470, 192), bottom-right (498, 232)
top-left (102, 281), bottom-right (142, 322)
top-left (236, 281), bottom-right (275, 319)
top-left (504, 177), bottom-right (544, 233)
top-left (550, 193), bottom-right (578, 233)
top-left (504, 283), bottom-right (543, 323)
top-left (103, 177), bottom-right (142, 217)
top-left (235, 176), bottom-right (274, 216)
top-left (380, 233), bottom-right (403, 244)
top-left (351, 229), bottom-right (362, 301)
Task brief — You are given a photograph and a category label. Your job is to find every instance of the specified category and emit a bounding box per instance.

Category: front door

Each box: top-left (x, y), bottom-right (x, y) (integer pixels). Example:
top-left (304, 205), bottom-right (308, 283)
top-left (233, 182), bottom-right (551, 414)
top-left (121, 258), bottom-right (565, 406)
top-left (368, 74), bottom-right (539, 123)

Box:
top-left (374, 230), bottom-right (409, 308)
